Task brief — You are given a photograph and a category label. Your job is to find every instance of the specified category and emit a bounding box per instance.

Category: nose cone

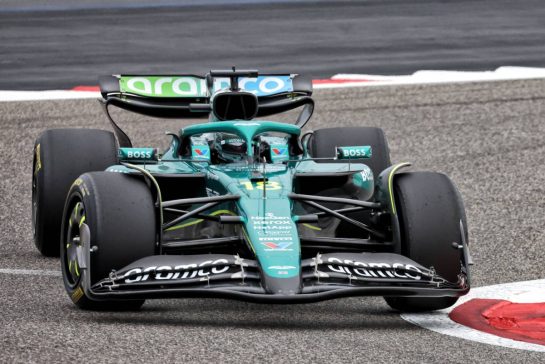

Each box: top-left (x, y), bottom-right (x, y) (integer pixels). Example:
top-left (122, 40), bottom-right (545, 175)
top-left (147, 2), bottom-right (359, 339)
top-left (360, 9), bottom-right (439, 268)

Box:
top-left (237, 199), bottom-right (302, 295)
top-left (262, 274), bottom-right (302, 295)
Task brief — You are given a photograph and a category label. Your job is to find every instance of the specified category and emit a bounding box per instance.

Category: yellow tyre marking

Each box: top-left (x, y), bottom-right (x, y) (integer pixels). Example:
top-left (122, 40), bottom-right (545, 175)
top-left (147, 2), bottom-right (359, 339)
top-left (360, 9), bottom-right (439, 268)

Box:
top-left (71, 286), bottom-right (84, 303)
top-left (72, 178), bottom-right (83, 188)
top-left (34, 144), bottom-right (42, 175)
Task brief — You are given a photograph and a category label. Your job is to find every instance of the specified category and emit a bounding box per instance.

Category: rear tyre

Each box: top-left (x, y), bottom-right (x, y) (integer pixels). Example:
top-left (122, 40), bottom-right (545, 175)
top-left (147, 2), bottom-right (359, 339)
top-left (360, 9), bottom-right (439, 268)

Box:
top-left (61, 172), bottom-right (156, 310)
top-left (308, 126), bottom-right (391, 179)
top-left (384, 172), bottom-right (467, 312)
top-left (32, 129), bottom-right (118, 256)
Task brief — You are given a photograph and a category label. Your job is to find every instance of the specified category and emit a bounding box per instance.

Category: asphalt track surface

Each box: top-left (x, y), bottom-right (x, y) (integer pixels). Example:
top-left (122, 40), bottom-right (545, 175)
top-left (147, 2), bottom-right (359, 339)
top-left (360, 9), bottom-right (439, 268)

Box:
top-left (1, 79), bottom-right (545, 362)
top-left (2, 0), bottom-right (545, 90)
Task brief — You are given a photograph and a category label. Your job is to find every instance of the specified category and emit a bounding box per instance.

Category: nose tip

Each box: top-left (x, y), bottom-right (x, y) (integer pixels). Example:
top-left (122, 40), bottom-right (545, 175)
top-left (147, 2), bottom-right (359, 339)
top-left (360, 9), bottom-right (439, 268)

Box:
top-left (263, 275), bottom-right (302, 295)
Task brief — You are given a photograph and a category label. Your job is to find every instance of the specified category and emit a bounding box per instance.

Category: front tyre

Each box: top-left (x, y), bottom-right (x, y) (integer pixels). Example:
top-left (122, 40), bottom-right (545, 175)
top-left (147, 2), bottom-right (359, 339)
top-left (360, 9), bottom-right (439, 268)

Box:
top-left (61, 172), bottom-right (156, 310)
top-left (384, 172), bottom-right (468, 312)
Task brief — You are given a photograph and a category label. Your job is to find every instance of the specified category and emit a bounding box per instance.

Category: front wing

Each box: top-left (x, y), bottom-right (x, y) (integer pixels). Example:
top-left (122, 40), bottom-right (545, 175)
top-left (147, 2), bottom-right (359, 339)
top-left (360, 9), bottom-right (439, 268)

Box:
top-left (84, 251), bottom-right (470, 304)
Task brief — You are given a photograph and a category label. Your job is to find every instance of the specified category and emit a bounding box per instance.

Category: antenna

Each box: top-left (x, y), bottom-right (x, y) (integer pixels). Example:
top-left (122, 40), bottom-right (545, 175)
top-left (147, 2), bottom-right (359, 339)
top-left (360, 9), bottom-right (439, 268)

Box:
top-left (209, 68), bottom-right (258, 92)
top-left (230, 66), bottom-right (239, 91)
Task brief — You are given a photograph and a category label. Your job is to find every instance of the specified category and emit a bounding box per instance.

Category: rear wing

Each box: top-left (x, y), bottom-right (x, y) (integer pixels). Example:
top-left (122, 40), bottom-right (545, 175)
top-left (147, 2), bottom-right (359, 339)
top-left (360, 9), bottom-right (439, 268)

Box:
top-left (99, 70), bottom-right (314, 148)
top-left (99, 72), bottom-right (313, 118)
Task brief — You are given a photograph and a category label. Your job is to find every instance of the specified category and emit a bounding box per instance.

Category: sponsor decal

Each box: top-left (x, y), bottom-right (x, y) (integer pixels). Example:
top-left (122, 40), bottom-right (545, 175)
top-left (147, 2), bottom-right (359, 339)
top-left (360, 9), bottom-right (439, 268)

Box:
top-left (257, 230), bottom-right (293, 236)
top-left (258, 236), bottom-right (293, 241)
top-left (228, 164), bottom-right (286, 172)
top-left (360, 169), bottom-right (372, 182)
top-left (261, 241), bottom-right (293, 251)
top-left (119, 75), bottom-right (293, 98)
top-left (253, 220), bottom-right (290, 225)
top-left (221, 138), bottom-right (245, 145)
top-left (255, 226), bottom-right (291, 230)
top-left (326, 257), bottom-right (422, 280)
top-left (351, 167), bottom-right (373, 189)
top-left (270, 144), bottom-right (289, 162)
top-left (118, 147), bottom-right (157, 161)
top-left (256, 213), bottom-right (288, 220)
top-left (269, 265), bottom-right (296, 270)
top-left (123, 259), bottom-right (230, 283)
top-left (336, 146), bottom-right (372, 159)
top-left (253, 214), bottom-right (294, 236)
top-left (252, 215), bottom-right (292, 230)
top-left (268, 265), bottom-right (297, 275)
top-left (120, 76), bottom-right (208, 98)
top-left (215, 76), bottom-right (293, 96)
top-left (194, 148), bottom-right (208, 156)
top-left (191, 145), bottom-right (210, 161)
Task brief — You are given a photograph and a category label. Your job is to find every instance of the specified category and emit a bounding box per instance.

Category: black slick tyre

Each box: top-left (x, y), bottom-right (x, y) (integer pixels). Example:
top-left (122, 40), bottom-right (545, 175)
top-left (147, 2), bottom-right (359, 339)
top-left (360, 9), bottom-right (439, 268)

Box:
top-left (60, 172), bottom-right (156, 310)
top-left (32, 129), bottom-right (118, 256)
top-left (308, 126), bottom-right (391, 179)
top-left (384, 172), bottom-right (468, 312)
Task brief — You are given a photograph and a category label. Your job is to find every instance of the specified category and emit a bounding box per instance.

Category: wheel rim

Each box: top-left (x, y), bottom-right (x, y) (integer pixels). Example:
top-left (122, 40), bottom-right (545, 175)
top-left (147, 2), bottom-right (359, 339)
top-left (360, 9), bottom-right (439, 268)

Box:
top-left (63, 200), bottom-right (90, 287)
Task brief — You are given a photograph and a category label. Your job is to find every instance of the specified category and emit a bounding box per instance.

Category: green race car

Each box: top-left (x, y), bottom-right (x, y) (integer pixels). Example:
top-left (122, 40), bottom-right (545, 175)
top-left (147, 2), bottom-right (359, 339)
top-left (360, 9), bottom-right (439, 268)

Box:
top-left (32, 69), bottom-right (471, 311)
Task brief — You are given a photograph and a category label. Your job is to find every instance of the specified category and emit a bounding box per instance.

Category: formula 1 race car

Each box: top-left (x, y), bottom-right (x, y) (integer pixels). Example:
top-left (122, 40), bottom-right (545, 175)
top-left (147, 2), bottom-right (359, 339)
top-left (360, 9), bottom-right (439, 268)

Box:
top-left (32, 68), bottom-right (471, 311)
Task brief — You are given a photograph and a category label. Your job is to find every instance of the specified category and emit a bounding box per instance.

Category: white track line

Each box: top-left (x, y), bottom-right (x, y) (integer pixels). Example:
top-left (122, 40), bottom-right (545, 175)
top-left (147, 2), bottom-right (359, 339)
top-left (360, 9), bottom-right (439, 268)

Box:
top-left (3, 66), bottom-right (545, 102)
top-left (312, 66), bottom-right (545, 89)
top-left (0, 90), bottom-right (100, 102)
top-left (320, 66), bottom-right (545, 87)
top-left (0, 268), bottom-right (61, 277)
top-left (401, 279), bottom-right (545, 352)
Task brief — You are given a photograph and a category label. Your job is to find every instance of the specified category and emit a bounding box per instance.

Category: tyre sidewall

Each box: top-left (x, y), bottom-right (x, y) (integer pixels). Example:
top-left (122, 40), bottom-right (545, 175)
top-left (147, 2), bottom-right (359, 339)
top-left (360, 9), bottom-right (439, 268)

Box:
top-left (60, 172), bottom-right (155, 310)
